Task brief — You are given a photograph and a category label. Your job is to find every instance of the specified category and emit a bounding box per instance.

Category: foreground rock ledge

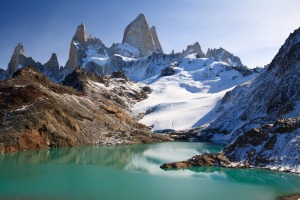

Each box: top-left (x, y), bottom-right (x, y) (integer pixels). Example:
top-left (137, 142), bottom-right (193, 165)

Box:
top-left (277, 193), bottom-right (300, 200)
top-left (160, 152), bottom-right (249, 169)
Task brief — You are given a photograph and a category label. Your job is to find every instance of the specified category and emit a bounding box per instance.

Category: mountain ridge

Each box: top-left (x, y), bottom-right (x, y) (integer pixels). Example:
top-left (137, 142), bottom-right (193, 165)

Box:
top-left (161, 26), bottom-right (300, 173)
top-left (0, 66), bottom-right (171, 153)
top-left (0, 14), bottom-right (248, 83)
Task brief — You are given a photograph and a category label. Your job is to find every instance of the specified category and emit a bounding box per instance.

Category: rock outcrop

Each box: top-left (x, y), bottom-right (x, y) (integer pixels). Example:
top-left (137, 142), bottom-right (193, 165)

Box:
top-left (162, 118), bottom-right (300, 173)
top-left (42, 53), bottom-right (63, 81)
top-left (65, 23), bottom-right (107, 73)
top-left (278, 194), bottom-right (300, 200)
top-left (160, 66), bottom-right (176, 76)
top-left (73, 23), bottom-right (87, 43)
top-left (181, 42), bottom-right (205, 58)
top-left (206, 47), bottom-right (243, 66)
top-left (44, 53), bottom-right (59, 71)
top-left (0, 67), bottom-right (171, 153)
top-left (222, 118), bottom-right (300, 172)
top-left (122, 14), bottom-right (163, 57)
top-left (161, 152), bottom-right (232, 169)
top-left (6, 43), bottom-right (41, 77)
top-left (6, 43), bottom-right (27, 76)
top-left (150, 26), bottom-right (163, 54)
top-left (65, 24), bottom-right (87, 72)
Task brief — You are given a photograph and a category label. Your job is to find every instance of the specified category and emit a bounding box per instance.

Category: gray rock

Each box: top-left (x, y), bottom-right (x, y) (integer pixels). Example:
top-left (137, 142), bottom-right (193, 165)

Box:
top-left (150, 26), bottom-right (163, 53)
top-left (7, 43), bottom-right (27, 76)
top-left (65, 23), bottom-right (107, 73)
top-left (181, 42), bottom-right (205, 58)
top-left (42, 53), bottom-right (64, 82)
top-left (122, 14), bottom-right (162, 57)
top-left (160, 66), bottom-right (175, 76)
top-left (206, 47), bottom-right (243, 66)
top-left (44, 53), bottom-right (59, 71)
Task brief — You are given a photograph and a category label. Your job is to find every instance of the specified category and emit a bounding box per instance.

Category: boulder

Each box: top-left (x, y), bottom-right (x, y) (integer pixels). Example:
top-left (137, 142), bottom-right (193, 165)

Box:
top-left (160, 66), bottom-right (175, 76)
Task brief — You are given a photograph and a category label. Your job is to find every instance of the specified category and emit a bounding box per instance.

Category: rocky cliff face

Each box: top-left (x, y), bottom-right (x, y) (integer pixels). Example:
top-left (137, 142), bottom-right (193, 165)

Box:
top-left (44, 53), bottom-right (59, 70)
top-left (65, 23), bottom-right (88, 72)
top-left (150, 26), bottom-right (163, 54)
top-left (6, 43), bottom-right (48, 78)
top-left (190, 27), bottom-right (300, 173)
top-left (7, 43), bottom-right (28, 76)
top-left (207, 28), bottom-right (300, 142)
top-left (65, 23), bottom-right (107, 73)
top-left (73, 23), bottom-right (87, 42)
top-left (122, 14), bottom-right (163, 57)
top-left (206, 48), bottom-right (243, 66)
top-left (0, 67), bottom-right (171, 153)
top-left (181, 42), bottom-right (205, 58)
top-left (42, 53), bottom-right (63, 82)
top-left (160, 27), bottom-right (300, 173)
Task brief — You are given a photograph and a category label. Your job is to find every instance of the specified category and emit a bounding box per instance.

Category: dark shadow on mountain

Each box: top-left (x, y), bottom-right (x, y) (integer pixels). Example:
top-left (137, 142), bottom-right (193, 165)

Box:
top-left (192, 99), bottom-right (221, 128)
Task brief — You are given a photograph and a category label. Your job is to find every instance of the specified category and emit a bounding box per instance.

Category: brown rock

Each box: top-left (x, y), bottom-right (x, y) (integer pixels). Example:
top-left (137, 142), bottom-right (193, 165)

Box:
top-left (74, 23), bottom-right (87, 43)
top-left (65, 23), bottom-right (88, 72)
top-left (160, 152), bottom-right (231, 169)
top-left (0, 67), bottom-right (171, 153)
top-left (277, 193), bottom-right (300, 200)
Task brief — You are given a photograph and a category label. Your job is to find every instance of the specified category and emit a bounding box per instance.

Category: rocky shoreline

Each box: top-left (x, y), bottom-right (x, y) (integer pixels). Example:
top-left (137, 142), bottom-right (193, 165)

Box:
top-left (0, 67), bottom-right (172, 153)
top-left (160, 150), bottom-right (300, 200)
top-left (277, 193), bottom-right (300, 200)
top-left (160, 152), bottom-right (248, 169)
top-left (160, 150), bottom-right (300, 174)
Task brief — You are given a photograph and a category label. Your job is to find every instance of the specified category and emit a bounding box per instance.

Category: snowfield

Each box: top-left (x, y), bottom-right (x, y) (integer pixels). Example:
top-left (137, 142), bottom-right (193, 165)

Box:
top-left (132, 56), bottom-right (259, 131)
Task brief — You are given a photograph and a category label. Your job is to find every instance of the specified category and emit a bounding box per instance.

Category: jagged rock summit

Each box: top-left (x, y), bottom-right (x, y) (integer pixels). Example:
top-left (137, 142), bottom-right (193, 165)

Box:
top-left (74, 23), bottom-right (87, 42)
top-left (6, 43), bottom-right (39, 77)
top-left (44, 53), bottom-right (59, 70)
top-left (41, 53), bottom-right (62, 81)
top-left (65, 23), bottom-right (87, 72)
top-left (206, 47), bottom-right (243, 66)
top-left (150, 26), bottom-right (163, 54)
top-left (65, 22), bottom-right (107, 73)
top-left (3, 14), bottom-right (250, 83)
top-left (181, 42), bottom-right (205, 58)
top-left (7, 43), bottom-right (27, 76)
top-left (122, 14), bottom-right (163, 57)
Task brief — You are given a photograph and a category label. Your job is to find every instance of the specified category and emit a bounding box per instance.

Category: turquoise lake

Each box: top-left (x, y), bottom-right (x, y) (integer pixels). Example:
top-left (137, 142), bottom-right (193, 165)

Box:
top-left (0, 142), bottom-right (299, 200)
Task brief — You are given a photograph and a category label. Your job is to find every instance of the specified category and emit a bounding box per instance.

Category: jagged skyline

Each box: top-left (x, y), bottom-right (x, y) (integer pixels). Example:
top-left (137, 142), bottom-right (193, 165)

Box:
top-left (0, 0), bottom-right (300, 69)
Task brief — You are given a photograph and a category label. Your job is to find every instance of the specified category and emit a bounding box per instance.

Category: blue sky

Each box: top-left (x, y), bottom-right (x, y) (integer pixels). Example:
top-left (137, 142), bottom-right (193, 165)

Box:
top-left (0, 0), bottom-right (299, 69)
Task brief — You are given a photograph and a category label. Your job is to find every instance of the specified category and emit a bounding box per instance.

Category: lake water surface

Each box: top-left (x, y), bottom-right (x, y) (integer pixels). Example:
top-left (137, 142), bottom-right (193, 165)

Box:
top-left (0, 142), bottom-right (299, 200)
